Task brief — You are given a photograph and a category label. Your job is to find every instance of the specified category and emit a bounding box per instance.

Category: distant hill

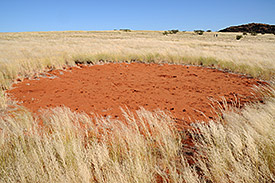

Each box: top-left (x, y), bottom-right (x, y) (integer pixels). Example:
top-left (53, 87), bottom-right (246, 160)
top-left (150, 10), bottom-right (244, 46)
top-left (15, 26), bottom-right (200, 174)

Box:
top-left (219, 23), bottom-right (275, 34)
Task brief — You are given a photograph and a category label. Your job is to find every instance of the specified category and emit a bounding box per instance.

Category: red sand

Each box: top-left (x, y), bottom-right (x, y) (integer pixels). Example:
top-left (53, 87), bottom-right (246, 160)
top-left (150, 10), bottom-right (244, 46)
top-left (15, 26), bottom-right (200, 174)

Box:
top-left (7, 63), bottom-right (264, 124)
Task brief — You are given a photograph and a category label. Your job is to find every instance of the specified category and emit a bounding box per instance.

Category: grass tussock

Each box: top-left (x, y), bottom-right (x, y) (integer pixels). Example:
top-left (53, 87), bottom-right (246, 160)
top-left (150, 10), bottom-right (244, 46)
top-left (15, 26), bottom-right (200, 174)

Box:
top-left (0, 107), bottom-right (184, 183)
top-left (0, 86), bottom-right (274, 183)
top-left (191, 97), bottom-right (275, 182)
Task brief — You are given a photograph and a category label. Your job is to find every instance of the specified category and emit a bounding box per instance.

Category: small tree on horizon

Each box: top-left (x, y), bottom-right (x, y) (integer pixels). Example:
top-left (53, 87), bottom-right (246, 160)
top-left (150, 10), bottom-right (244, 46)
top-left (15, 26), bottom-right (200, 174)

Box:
top-left (194, 30), bottom-right (204, 35)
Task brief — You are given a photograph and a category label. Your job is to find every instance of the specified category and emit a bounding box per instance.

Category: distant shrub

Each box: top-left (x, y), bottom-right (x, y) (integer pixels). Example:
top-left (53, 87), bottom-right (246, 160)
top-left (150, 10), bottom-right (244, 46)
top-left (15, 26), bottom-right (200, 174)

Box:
top-left (163, 29), bottom-right (179, 35)
top-left (194, 30), bottom-right (204, 35)
top-left (236, 35), bottom-right (243, 40)
top-left (250, 32), bottom-right (257, 36)
top-left (163, 31), bottom-right (169, 35)
top-left (206, 30), bottom-right (212, 32)
top-left (194, 30), bottom-right (201, 33)
top-left (120, 29), bottom-right (131, 32)
top-left (169, 29), bottom-right (179, 34)
top-left (243, 32), bottom-right (248, 35)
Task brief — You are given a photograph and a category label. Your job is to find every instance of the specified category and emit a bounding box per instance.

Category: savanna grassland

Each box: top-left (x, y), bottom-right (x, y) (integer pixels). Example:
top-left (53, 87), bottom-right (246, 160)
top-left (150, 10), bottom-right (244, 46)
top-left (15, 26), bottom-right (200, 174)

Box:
top-left (0, 30), bottom-right (274, 183)
top-left (1, 30), bottom-right (275, 87)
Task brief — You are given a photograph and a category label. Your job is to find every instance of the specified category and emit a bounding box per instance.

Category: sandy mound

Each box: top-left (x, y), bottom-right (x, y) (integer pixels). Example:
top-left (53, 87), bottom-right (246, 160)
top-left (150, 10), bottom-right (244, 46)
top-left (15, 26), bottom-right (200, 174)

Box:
top-left (7, 63), bottom-right (265, 124)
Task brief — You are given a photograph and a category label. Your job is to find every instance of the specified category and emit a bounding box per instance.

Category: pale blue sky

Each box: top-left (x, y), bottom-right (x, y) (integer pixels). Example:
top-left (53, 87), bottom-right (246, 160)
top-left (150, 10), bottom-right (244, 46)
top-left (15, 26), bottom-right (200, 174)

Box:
top-left (0, 0), bottom-right (274, 32)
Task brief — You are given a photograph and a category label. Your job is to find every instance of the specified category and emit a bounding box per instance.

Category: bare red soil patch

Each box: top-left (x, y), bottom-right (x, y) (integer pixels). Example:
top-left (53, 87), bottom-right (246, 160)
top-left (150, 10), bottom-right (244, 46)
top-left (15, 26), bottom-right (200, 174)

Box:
top-left (7, 63), bottom-right (265, 124)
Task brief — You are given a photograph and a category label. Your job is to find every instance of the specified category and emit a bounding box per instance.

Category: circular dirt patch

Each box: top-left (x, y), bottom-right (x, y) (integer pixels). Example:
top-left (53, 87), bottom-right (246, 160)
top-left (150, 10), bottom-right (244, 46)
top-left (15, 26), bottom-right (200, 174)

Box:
top-left (7, 63), bottom-right (265, 124)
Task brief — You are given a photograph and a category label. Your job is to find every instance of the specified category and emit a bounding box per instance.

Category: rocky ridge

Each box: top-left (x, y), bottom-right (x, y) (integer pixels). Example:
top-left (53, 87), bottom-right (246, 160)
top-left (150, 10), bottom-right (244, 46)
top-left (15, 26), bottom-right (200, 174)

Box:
top-left (219, 23), bottom-right (275, 34)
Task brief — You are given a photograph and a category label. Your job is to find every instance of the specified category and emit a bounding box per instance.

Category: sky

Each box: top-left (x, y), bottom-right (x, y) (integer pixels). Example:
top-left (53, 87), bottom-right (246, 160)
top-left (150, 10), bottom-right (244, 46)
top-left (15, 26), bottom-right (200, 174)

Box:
top-left (0, 0), bottom-right (274, 32)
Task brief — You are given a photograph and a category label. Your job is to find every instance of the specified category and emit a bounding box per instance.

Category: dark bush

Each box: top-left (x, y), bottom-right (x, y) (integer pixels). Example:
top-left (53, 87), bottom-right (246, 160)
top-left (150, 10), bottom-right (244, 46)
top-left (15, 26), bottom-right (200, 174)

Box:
top-left (163, 31), bottom-right (169, 35)
top-left (250, 32), bottom-right (257, 36)
top-left (169, 29), bottom-right (179, 34)
top-left (120, 29), bottom-right (131, 32)
top-left (243, 32), bottom-right (248, 35)
top-left (206, 30), bottom-right (212, 32)
top-left (163, 29), bottom-right (179, 35)
top-left (236, 35), bottom-right (243, 40)
top-left (194, 30), bottom-right (204, 35)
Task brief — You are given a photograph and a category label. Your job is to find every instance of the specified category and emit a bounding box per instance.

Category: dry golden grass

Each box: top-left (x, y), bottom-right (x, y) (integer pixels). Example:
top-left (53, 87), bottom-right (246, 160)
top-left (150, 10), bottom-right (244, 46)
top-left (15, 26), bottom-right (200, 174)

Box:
top-left (0, 30), bottom-right (274, 89)
top-left (1, 30), bottom-right (274, 67)
top-left (0, 30), bottom-right (275, 182)
top-left (0, 91), bottom-right (274, 182)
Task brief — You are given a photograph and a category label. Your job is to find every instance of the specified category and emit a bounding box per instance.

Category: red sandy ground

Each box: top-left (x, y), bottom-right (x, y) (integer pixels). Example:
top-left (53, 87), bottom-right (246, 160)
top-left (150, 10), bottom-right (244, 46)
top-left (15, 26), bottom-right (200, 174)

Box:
top-left (7, 63), bottom-right (265, 125)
